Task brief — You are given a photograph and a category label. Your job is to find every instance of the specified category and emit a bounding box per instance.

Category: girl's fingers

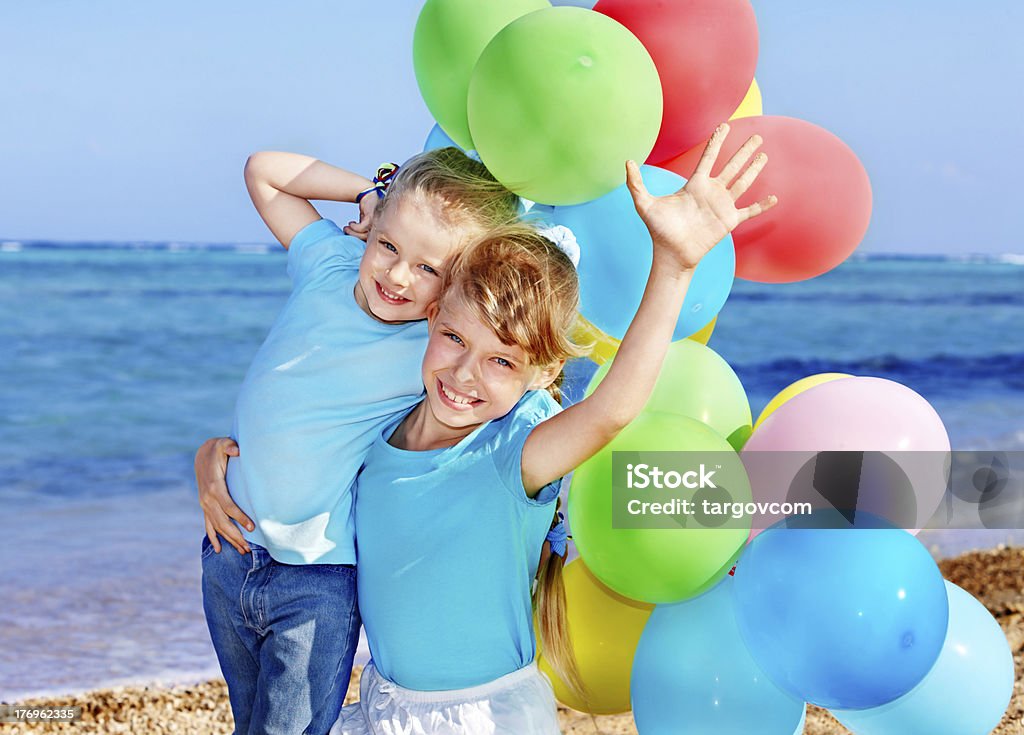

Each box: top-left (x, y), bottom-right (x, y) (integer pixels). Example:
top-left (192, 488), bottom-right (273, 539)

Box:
top-left (624, 160), bottom-right (652, 209)
top-left (226, 502), bottom-right (255, 533)
top-left (205, 520), bottom-right (222, 554)
top-left (729, 152), bottom-right (768, 202)
top-left (210, 505), bottom-right (250, 554)
top-left (716, 134), bottom-right (764, 187)
top-left (737, 194), bottom-right (779, 224)
top-left (693, 123), bottom-right (730, 178)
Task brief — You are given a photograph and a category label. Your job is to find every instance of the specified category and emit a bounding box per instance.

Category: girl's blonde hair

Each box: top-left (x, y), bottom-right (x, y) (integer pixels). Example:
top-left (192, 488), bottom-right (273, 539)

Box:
top-left (439, 223), bottom-right (588, 402)
top-left (440, 224), bottom-right (589, 700)
top-left (379, 147), bottom-right (521, 232)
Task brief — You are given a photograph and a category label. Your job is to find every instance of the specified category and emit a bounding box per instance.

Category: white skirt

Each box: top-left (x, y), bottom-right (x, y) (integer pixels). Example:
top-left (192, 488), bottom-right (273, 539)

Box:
top-left (330, 661), bottom-right (562, 735)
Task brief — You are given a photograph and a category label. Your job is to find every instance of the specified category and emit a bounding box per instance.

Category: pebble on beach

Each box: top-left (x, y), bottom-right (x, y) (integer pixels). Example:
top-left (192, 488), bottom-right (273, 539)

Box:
top-left (3, 547), bottom-right (1022, 735)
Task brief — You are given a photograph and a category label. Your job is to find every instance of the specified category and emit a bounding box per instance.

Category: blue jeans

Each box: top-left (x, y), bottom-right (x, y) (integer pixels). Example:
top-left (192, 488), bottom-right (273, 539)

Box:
top-left (201, 537), bottom-right (361, 735)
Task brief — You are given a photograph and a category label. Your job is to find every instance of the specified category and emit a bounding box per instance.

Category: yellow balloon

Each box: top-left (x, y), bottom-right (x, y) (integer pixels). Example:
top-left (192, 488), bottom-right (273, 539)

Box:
top-left (729, 78), bottom-right (763, 120)
top-left (687, 315), bottom-right (717, 346)
top-left (573, 315), bottom-right (717, 365)
top-left (537, 559), bottom-right (653, 714)
top-left (754, 372), bottom-right (854, 429)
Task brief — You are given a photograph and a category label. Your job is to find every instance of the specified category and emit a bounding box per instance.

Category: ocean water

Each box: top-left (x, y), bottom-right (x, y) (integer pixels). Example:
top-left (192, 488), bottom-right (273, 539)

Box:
top-left (1, 241), bottom-right (1022, 700)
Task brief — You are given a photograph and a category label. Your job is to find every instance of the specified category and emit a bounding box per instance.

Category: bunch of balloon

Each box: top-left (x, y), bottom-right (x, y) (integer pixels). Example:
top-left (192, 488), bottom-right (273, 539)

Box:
top-left (410, 0), bottom-right (886, 725)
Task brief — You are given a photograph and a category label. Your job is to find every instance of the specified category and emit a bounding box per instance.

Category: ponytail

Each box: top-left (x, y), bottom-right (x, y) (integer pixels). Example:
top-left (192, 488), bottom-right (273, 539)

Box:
top-left (533, 501), bottom-right (588, 704)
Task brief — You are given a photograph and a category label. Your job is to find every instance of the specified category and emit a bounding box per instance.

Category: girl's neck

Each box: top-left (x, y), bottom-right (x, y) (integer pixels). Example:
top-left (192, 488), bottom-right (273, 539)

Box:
top-left (389, 400), bottom-right (480, 451)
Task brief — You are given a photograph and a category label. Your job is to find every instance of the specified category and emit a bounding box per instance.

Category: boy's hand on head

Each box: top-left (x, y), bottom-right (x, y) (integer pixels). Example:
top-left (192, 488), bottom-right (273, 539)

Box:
top-left (625, 122), bottom-right (777, 272)
top-left (195, 437), bottom-right (253, 554)
top-left (343, 195), bottom-right (378, 242)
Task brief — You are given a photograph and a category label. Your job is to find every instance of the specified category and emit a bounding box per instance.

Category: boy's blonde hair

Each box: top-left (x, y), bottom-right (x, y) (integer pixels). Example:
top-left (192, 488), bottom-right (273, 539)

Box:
top-left (440, 224), bottom-right (589, 700)
top-left (379, 147), bottom-right (521, 233)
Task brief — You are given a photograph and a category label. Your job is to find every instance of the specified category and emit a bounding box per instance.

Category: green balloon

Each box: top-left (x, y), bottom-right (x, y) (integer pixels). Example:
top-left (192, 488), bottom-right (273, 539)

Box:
top-left (467, 6), bottom-right (662, 205)
top-left (586, 340), bottom-right (753, 451)
top-left (567, 413), bottom-right (750, 604)
top-left (413, 0), bottom-right (550, 150)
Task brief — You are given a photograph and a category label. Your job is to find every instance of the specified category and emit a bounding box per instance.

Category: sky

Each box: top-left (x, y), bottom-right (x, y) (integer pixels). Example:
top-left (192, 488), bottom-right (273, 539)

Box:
top-left (1, 1), bottom-right (1021, 255)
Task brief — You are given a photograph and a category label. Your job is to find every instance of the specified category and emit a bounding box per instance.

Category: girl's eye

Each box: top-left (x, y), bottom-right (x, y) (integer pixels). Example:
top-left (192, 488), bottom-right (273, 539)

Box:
top-left (381, 241), bottom-right (397, 253)
top-left (419, 264), bottom-right (438, 275)
top-left (443, 332), bottom-right (464, 346)
top-left (494, 357), bottom-right (512, 368)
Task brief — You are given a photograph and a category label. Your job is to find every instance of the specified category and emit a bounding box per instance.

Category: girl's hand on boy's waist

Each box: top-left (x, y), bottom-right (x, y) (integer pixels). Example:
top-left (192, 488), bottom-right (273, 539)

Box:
top-left (627, 122), bottom-right (777, 273)
top-left (195, 437), bottom-right (253, 555)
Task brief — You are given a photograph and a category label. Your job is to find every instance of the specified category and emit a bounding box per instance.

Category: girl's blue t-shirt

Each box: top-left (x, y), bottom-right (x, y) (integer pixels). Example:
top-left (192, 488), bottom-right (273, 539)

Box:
top-left (355, 390), bottom-right (562, 691)
top-left (226, 219), bottom-right (428, 565)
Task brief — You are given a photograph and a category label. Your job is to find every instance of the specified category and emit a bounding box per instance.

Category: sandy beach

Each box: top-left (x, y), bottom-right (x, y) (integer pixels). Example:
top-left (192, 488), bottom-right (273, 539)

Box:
top-left (3, 547), bottom-right (1021, 735)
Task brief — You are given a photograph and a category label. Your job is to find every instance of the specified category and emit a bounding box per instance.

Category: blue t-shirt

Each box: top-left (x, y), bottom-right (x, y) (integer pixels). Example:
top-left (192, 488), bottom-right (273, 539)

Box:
top-left (355, 390), bottom-right (562, 690)
top-left (225, 219), bottom-right (428, 565)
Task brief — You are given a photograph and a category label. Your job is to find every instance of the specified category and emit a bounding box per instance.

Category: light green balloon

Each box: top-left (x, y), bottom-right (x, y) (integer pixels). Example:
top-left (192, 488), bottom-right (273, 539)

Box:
top-left (413, 0), bottom-right (550, 150)
top-left (467, 6), bottom-right (663, 205)
top-left (567, 413), bottom-right (750, 604)
top-left (586, 339), bottom-right (753, 450)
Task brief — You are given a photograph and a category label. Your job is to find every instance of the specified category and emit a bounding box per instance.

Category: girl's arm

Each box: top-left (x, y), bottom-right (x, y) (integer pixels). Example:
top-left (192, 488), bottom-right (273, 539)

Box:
top-left (522, 123), bottom-right (777, 494)
top-left (244, 151), bottom-right (375, 248)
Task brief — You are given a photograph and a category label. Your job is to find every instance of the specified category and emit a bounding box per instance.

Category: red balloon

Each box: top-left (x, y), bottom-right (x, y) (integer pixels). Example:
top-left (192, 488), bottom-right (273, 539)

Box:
top-left (662, 116), bottom-right (872, 283)
top-left (595, 0), bottom-right (758, 165)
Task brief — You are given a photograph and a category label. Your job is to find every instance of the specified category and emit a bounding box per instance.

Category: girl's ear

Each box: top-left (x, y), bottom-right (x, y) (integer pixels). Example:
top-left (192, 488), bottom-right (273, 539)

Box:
top-left (531, 359), bottom-right (566, 391)
top-left (426, 300), bottom-right (441, 329)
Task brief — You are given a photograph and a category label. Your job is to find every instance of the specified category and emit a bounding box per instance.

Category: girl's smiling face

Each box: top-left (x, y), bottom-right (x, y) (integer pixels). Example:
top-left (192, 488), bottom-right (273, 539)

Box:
top-left (420, 296), bottom-right (560, 437)
top-left (355, 191), bottom-right (461, 323)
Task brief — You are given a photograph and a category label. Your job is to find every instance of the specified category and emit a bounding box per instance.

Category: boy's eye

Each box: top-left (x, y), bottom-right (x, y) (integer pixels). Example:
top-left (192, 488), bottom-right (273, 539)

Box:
top-left (381, 241), bottom-right (397, 253)
top-left (494, 357), bottom-right (512, 368)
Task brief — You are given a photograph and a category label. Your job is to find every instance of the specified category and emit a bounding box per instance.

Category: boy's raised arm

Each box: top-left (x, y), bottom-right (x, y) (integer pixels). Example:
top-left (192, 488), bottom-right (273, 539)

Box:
top-left (244, 151), bottom-right (375, 248)
top-left (522, 124), bottom-right (777, 495)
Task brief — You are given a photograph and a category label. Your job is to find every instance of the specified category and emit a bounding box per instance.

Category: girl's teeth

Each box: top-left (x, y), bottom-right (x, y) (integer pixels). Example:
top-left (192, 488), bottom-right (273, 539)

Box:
top-left (441, 383), bottom-right (473, 405)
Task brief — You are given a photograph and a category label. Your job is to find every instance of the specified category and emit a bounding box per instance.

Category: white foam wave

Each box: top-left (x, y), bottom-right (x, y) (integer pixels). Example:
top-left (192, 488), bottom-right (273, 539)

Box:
top-left (1, 241), bottom-right (23, 252)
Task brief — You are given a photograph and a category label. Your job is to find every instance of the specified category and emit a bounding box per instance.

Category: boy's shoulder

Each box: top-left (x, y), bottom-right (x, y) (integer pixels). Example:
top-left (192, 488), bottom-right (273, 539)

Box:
top-left (289, 218), bottom-right (365, 265)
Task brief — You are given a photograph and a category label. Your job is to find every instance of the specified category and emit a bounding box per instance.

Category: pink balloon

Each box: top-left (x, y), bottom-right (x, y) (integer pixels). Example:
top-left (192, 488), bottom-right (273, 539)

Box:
top-left (741, 377), bottom-right (950, 535)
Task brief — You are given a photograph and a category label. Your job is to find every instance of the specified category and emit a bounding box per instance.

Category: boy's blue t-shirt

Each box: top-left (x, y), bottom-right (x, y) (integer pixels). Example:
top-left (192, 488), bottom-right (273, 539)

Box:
top-left (355, 390), bottom-right (562, 690)
top-left (225, 219), bottom-right (428, 565)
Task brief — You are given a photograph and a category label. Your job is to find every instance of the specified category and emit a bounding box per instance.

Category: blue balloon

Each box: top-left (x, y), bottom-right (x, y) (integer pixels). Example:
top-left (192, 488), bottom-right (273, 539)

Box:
top-left (632, 576), bottom-right (805, 735)
top-left (732, 515), bottom-right (950, 710)
top-left (559, 356), bottom-right (599, 408)
top-left (548, 166), bottom-right (734, 341)
top-left (831, 581), bottom-right (1013, 735)
top-left (423, 123), bottom-right (461, 153)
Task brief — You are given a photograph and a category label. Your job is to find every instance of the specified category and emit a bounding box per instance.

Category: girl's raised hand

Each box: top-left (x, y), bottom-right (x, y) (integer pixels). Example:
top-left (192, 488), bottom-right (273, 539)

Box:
top-left (625, 122), bottom-right (777, 272)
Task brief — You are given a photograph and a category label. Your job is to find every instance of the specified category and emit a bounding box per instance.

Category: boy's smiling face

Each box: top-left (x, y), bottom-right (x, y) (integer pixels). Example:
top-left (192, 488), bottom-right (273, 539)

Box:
top-left (355, 190), bottom-right (460, 324)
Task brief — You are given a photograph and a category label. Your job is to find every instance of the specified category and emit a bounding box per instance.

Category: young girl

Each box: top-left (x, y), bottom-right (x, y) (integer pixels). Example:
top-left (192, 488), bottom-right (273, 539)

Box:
top-left (196, 146), bottom-right (520, 735)
top-left (332, 123), bottom-right (776, 734)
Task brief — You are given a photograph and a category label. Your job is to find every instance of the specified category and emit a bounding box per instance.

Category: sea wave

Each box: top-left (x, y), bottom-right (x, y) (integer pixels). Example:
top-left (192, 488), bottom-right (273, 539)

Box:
top-left (733, 352), bottom-right (1024, 395)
